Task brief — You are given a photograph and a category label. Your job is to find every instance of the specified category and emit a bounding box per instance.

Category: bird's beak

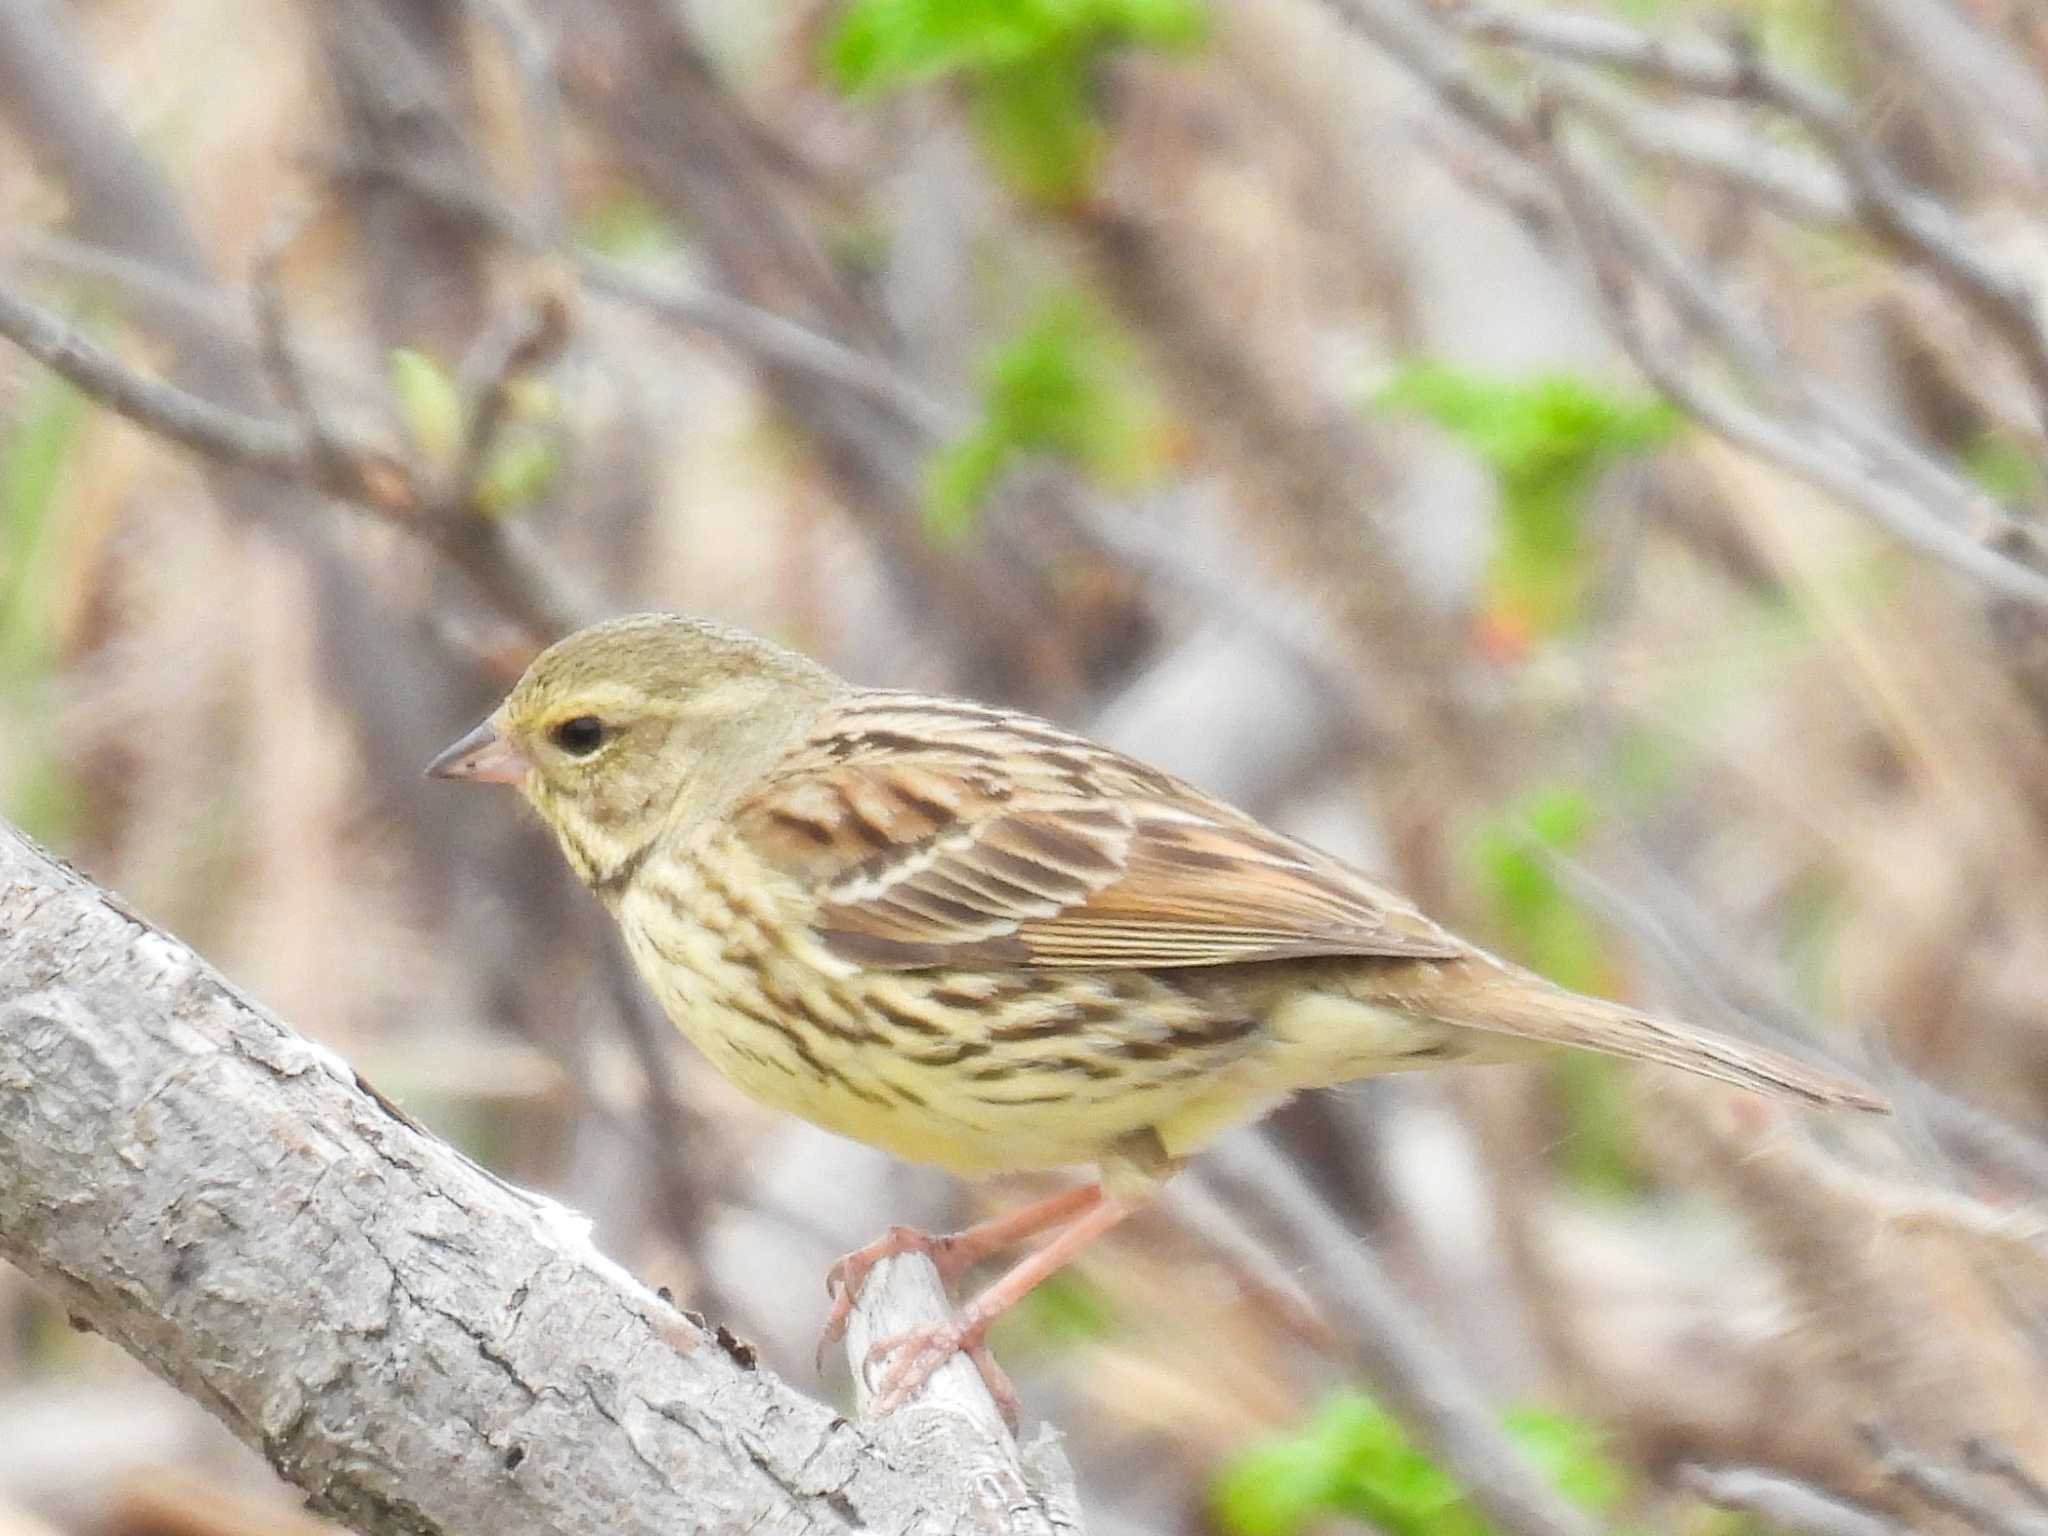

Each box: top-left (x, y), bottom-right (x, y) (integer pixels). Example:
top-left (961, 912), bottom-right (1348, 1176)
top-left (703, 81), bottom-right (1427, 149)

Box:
top-left (425, 719), bottom-right (529, 784)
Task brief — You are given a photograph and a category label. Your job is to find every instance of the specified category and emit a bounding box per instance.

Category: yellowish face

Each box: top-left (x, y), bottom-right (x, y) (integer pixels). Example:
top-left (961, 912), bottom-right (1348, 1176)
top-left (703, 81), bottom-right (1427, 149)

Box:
top-left (427, 613), bottom-right (843, 889)
top-left (499, 671), bottom-right (695, 886)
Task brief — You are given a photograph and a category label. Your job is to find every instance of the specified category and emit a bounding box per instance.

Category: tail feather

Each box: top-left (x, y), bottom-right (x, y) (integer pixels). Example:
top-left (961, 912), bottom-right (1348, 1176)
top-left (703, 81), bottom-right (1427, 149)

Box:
top-left (1452, 974), bottom-right (1887, 1113)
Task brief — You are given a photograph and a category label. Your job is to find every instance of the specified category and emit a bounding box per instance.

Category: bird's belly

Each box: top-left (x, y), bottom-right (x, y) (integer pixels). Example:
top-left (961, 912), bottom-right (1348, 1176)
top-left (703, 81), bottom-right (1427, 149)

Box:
top-left (617, 880), bottom-right (1269, 1176)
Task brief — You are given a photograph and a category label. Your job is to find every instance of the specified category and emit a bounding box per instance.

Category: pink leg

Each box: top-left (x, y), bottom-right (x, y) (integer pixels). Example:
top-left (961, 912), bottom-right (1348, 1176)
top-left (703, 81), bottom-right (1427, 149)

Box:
top-left (866, 1192), bottom-right (1134, 1416)
top-left (819, 1184), bottom-right (1104, 1353)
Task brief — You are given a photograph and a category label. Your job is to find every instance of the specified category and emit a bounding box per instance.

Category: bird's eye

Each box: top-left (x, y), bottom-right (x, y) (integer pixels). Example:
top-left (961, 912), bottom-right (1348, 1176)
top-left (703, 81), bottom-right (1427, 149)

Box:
top-left (550, 715), bottom-right (607, 757)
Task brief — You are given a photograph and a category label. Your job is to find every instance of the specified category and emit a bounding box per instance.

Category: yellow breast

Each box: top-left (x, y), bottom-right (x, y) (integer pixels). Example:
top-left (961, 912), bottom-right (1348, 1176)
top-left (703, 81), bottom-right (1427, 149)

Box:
top-left (612, 830), bottom-right (1279, 1177)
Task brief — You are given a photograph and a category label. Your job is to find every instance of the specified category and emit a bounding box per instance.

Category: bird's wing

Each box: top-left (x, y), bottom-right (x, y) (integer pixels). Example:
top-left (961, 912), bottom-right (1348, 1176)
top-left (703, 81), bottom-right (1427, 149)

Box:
top-left (732, 693), bottom-right (1464, 971)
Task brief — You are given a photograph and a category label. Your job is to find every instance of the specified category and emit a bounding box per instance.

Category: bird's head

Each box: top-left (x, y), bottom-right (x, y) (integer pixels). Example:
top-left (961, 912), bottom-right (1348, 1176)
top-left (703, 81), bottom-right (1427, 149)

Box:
top-left (427, 613), bottom-right (843, 889)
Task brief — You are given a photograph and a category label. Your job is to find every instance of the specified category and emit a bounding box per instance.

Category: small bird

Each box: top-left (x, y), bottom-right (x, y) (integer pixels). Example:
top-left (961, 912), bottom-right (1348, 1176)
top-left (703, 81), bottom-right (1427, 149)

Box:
top-left (429, 612), bottom-right (1884, 1414)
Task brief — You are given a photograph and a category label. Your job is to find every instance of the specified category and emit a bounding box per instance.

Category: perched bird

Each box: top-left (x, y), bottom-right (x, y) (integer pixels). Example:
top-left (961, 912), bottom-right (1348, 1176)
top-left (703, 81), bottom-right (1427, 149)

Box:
top-left (428, 612), bottom-right (1885, 1413)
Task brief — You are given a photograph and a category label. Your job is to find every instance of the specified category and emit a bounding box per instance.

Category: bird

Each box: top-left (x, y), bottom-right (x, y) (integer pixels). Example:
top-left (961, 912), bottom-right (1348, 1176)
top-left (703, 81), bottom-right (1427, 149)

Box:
top-left (427, 611), bottom-right (1886, 1416)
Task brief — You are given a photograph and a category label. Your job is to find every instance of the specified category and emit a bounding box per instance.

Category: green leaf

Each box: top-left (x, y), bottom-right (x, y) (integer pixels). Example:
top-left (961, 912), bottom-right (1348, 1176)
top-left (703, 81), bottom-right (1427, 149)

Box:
top-left (1107, 0), bottom-right (1207, 47)
top-left (974, 52), bottom-right (1104, 206)
top-left (924, 428), bottom-right (1013, 542)
top-left (828, 0), bottom-right (1062, 91)
top-left (1378, 366), bottom-right (1676, 636)
top-left (982, 296), bottom-right (1127, 459)
top-left (923, 291), bottom-right (1159, 538)
top-left (1214, 1392), bottom-right (1627, 1536)
top-left (826, 0), bottom-right (1205, 200)
top-left (1963, 432), bottom-right (2045, 506)
top-left (987, 1270), bottom-right (1117, 1363)
top-left (1469, 786), bottom-right (1651, 1198)
top-left (474, 434), bottom-right (563, 519)
top-left (389, 347), bottom-right (464, 473)
top-left (1504, 1409), bottom-right (1626, 1513)
top-left (575, 192), bottom-right (685, 263)
top-left (0, 371), bottom-right (86, 676)
top-left (1470, 781), bottom-right (1601, 992)
top-left (829, 0), bottom-right (1205, 92)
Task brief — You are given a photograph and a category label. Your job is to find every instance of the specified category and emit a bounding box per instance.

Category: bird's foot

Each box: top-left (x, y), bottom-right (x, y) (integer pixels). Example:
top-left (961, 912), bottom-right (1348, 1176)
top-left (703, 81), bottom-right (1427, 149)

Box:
top-left (865, 1313), bottom-right (1018, 1427)
top-left (818, 1225), bottom-right (969, 1364)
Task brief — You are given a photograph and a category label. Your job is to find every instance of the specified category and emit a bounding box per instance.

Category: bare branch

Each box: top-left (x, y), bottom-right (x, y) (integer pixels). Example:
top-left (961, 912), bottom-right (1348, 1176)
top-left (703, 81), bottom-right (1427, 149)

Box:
top-left (0, 820), bottom-right (1076, 1534)
top-left (1537, 67), bottom-right (1853, 226)
top-left (1455, 1), bottom-right (2048, 420)
top-left (0, 278), bottom-right (365, 493)
top-left (449, 286), bottom-right (573, 508)
top-left (1862, 1427), bottom-right (2048, 1536)
top-left (1305, 0), bottom-right (2048, 609)
top-left (1681, 1465), bottom-right (1911, 1536)
top-left (0, 276), bottom-right (589, 640)
top-left (462, 0), bottom-right (571, 242)
top-left (1966, 1438), bottom-right (2048, 1516)
top-left (323, 155), bottom-right (962, 441)
top-left (1314, 0), bottom-right (1528, 157)
top-left (6, 229), bottom-right (252, 349)
top-left (251, 205), bottom-right (362, 510)
top-left (1531, 108), bottom-right (2048, 607)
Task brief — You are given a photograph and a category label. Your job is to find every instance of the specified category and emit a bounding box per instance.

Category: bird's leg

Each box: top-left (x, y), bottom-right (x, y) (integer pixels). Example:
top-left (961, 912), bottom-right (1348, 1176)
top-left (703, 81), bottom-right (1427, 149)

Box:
top-left (866, 1191), bottom-right (1134, 1416)
top-left (820, 1183), bottom-right (1104, 1354)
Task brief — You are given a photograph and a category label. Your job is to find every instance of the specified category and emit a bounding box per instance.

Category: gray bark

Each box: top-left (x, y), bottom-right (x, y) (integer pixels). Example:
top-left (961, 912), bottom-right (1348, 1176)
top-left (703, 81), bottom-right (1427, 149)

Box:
top-left (0, 822), bottom-right (1081, 1535)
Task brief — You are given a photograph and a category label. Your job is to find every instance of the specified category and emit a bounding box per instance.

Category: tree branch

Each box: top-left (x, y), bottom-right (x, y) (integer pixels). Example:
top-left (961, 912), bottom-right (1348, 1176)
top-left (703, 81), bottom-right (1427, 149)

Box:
top-left (321, 154), bottom-right (962, 441)
top-left (1529, 107), bottom-right (2048, 608)
top-left (1309, 0), bottom-right (2048, 610)
top-left (0, 279), bottom-right (588, 642)
top-left (1862, 1428), bottom-right (2048, 1536)
top-left (1681, 1465), bottom-right (1910, 1536)
top-left (0, 820), bottom-right (1078, 1535)
top-left (1454, 0), bottom-right (2048, 427)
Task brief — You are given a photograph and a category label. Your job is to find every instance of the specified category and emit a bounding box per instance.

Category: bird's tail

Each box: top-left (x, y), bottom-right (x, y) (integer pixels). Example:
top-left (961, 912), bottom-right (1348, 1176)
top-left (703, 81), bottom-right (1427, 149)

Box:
top-left (1448, 969), bottom-right (1888, 1112)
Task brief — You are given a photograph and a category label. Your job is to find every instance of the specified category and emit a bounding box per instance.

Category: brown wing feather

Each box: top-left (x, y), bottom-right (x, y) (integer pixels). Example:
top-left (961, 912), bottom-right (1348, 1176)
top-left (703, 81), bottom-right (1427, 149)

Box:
top-left (733, 693), bottom-right (1463, 971)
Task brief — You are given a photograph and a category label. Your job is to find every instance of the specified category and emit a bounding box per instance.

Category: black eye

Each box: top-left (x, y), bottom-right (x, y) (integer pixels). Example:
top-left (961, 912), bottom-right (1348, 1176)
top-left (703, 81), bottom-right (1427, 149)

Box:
top-left (550, 715), bottom-right (607, 756)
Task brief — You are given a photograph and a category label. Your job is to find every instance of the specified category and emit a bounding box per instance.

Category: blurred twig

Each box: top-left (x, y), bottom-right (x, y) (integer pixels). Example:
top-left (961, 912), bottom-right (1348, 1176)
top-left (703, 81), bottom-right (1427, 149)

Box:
top-left (1535, 68), bottom-right (1852, 226)
top-left (5, 231), bottom-right (254, 350)
top-left (449, 289), bottom-right (572, 506)
top-left (1861, 1427), bottom-right (2048, 1536)
top-left (1681, 1464), bottom-right (1910, 1536)
top-left (0, 281), bottom-right (360, 492)
top-left (251, 207), bottom-right (358, 507)
top-left (0, 277), bottom-right (588, 641)
top-left (321, 154), bottom-right (962, 440)
top-left (1453, 2), bottom-right (2048, 426)
top-left (1537, 102), bottom-right (2048, 606)
top-left (1967, 1437), bottom-right (2048, 1515)
top-left (1308, 0), bottom-right (2048, 611)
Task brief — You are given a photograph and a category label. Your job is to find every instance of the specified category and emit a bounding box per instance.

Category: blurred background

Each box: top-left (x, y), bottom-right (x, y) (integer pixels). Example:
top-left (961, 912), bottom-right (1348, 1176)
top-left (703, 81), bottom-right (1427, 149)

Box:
top-left (4, 0), bottom-right (2048, 1530)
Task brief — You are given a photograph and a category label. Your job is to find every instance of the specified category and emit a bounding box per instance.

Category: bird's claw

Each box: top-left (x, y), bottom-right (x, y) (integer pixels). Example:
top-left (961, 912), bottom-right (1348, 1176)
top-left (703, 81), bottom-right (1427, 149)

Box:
top-left (865, 1317), bottom-right (1019, 1429)
top-left (817, 1224), bottom-right (950, 1370)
